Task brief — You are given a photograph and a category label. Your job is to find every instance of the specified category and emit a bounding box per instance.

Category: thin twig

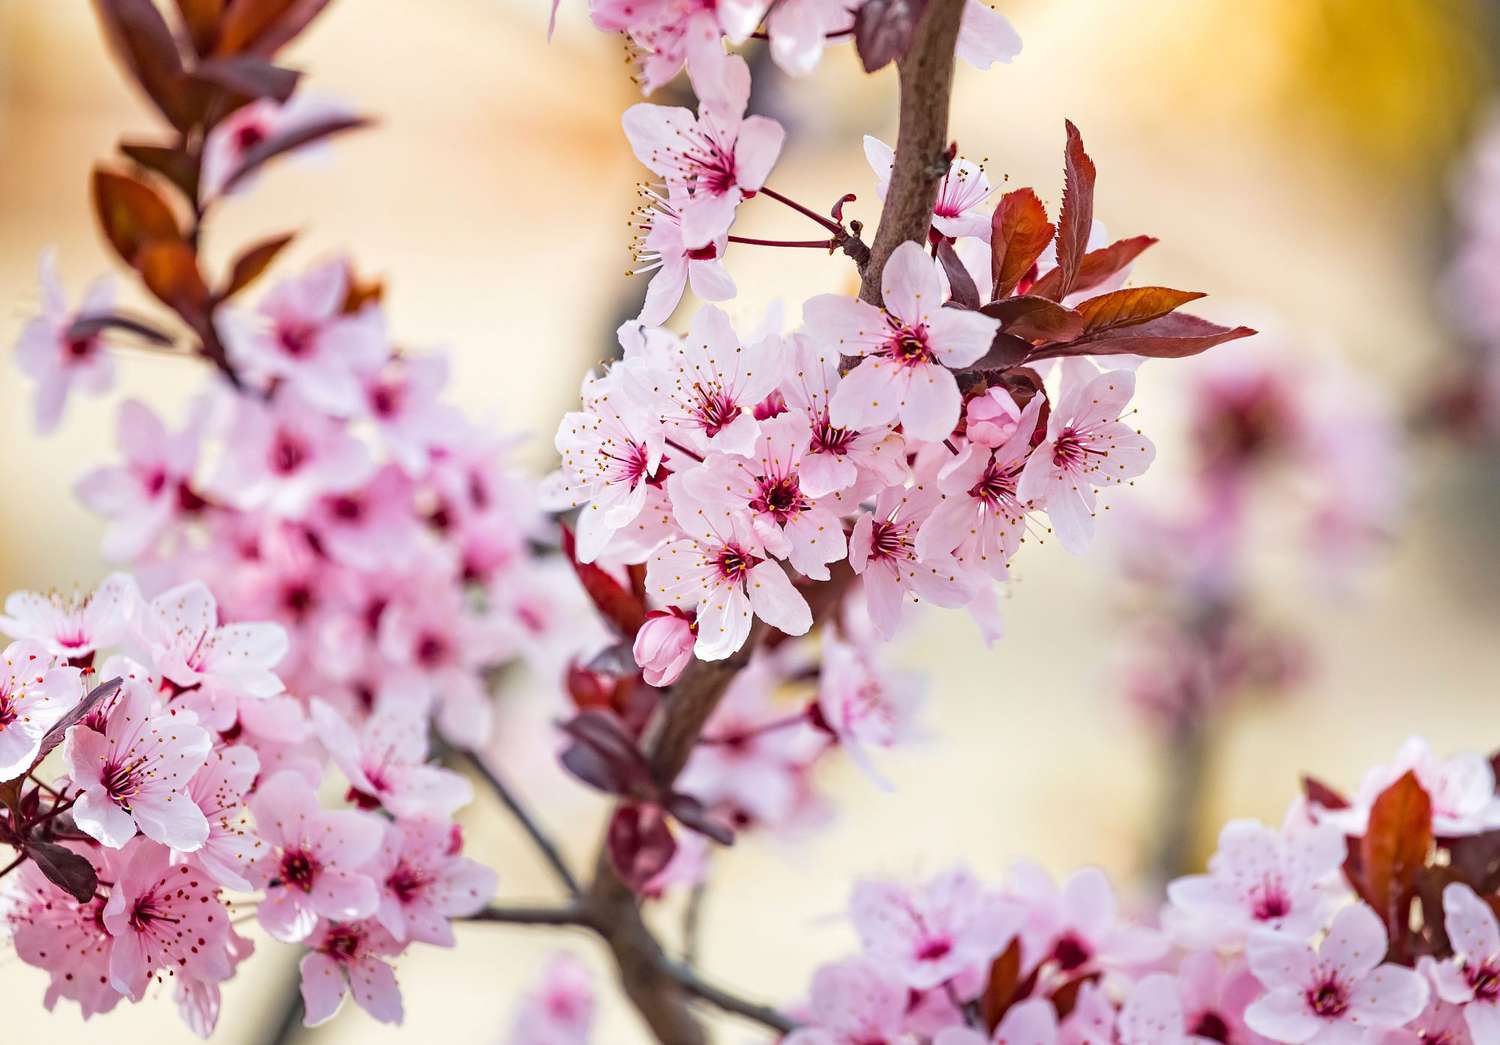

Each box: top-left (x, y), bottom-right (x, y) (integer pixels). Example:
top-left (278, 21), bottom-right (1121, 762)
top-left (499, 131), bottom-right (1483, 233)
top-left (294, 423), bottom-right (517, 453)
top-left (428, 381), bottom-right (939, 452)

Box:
top-left (467, 904), bottom-right (596, 928)
top-left (682, 876), bottom-right (708, 969)
top-left (457, 748), bottom-right (581, 897)
top-left (662, 959), bottom-right (799, 1035)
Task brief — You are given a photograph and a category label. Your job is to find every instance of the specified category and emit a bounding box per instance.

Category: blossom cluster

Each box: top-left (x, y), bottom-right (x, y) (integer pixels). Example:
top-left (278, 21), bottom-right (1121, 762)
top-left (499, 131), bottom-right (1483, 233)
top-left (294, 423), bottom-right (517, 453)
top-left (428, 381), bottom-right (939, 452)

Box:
top-left (786, 737), bottom-right (1500, 1045)
top-left (0, 575), bottom-right (495, 1035)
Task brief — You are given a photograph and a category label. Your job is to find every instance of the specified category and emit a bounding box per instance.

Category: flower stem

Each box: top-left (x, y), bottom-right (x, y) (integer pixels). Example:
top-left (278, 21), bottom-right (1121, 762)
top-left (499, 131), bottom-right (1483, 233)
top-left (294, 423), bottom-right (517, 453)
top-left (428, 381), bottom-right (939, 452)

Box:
top-left (760, 186), bottom-right (845, 235)
top-left (727, 234), bottom-right (835, 249)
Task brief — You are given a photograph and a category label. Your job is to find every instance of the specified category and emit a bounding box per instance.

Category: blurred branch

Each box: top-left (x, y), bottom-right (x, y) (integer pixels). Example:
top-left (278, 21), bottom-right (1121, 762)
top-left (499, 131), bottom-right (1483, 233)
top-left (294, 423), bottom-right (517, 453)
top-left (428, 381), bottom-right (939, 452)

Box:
top-left (455, 747), bottom-right (581, 897)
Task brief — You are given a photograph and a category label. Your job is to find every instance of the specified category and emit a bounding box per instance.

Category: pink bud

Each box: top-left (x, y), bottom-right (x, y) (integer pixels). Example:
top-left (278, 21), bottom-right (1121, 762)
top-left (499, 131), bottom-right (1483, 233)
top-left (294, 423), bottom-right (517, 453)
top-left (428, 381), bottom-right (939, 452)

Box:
top-left (965, 388), bottom-right (1023, 447)
top-left (632, 610), bottom-right (695, 687)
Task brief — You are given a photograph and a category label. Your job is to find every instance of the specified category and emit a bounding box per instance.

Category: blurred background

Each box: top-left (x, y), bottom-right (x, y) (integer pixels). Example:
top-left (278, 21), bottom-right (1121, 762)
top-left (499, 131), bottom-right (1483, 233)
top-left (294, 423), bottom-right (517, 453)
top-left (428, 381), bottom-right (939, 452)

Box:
top-left (2, 0), bottom-right (1498, 1041)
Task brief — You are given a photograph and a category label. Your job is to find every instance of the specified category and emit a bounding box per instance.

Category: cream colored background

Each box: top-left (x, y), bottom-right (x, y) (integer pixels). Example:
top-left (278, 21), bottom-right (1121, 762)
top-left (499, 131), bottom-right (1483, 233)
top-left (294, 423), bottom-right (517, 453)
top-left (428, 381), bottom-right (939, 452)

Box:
top-left (1, 1), bottom-right (1497, 1042)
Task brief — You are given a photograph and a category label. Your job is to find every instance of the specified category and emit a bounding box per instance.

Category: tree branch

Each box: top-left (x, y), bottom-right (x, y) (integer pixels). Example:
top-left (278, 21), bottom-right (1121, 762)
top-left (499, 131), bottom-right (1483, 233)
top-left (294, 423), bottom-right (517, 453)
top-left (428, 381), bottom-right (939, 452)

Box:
top-left (467, 903), bottom-right (597, 928)
top-left (662, 958), bottom-right (799, 1035)
top-left (457, 747), bottom-right (581, 897)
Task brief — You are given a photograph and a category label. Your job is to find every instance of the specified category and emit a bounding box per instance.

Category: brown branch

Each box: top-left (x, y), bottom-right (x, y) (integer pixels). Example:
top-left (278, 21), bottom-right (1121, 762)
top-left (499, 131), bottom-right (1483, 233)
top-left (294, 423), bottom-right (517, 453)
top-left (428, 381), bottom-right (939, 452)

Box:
top-left (467, 904), bottom-right (596, 928)
top-left (455, 747), bottom-right (581, 897)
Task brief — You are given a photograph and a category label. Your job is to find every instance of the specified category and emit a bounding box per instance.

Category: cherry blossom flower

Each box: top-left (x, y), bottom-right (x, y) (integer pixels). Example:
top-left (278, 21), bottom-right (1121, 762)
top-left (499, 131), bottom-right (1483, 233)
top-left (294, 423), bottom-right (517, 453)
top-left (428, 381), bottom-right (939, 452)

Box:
top-left (633, 608), bottom-right (697, 687)
top-left (137, 580), bottom-right (288, 699)
top-left (1376, 995), bottom-right (1475, 1045)
top-left (64, 678), bottom-right (212, 851)
top-left (1165, 819), bottom-right (1346, 949)
top-left (630, 184), bottom-right (736, 325)
top-left (75, 399), bottom-right (207, 560)
top-left (966, 385), bottom-right (1028, 447)
top-left (211, 390), bottom-right (371, 517)
top-left (812, 240), bottom-right (999, 441)
top-left (784, 957), bottom-right (910, 1045)
top-left (0, 640), bottom-right (83, 781)
top-left (184, 744), bottom-right (261, 891)
top-left (200, 94), bottom-right (350, 198)
top-left (1174, 950), bottom-right (1269, 1045)
top-left (1425, 883), bottom-right (1500, 1042)
top-left (956, 0), bottom-right (1025, 70)
top-left (646, 479), bottom-right (811, 659)
top-left (848, 473), bottom-right (973, 639)
top-left (1016, 364), bottom-right (1156, 554)
top-left (2, 848), bottom-right (120, 1019)
top-left (1324, 737), bottom-right (1500, 838)
top-left (0, 573), bottom-right (137, 662)
top-left (623, 306), bottom-right (786, 458)
top-left (305, 465), bottom-right (421, 571)
top-left (542, 361), bottom-right (667, 563)
top-left (357, 353), bottom-right (465, 474)
top-left (593, 0), bottom-right (768, 96)
top-left (764, 0), bottom-right (852, 75)
top-left (1008, 862), bottom-right (1166, 980)
top-left (621, 54), bottom-right (784, 248)
top-left (248, 771), bottom-right (384, 942)
top-left (816, 633), bottom-right (924, 789)
top-left (676, 411), bottom-right (849, 580)
top-left (866, 135), bottom-right (994, 239)
top-left (376, 588), bottom-right (500, 741)
top-left (851, 865), bottom-right (1020, 991)
top-left (368, 817), bottom-right (497, 946)
top-left (101, 838), bottom-right (236, 1001)
top-left (779, 333), bottom-right (908, 498)
top-left (918, 394), bottom-right (1043, 580)
top-left (935, 998), bottom-right (1060, 1045)
top-left (506, 953), bottom-right (596, 1045)
top-left (1244, 901), bottom-right (1428, 1043)
top-left (14, 251), bottom-right (117, 434)
top-left (310, 698), bottom-right (472, 818)
top-left (298, 918), bottom-right (405, 1027)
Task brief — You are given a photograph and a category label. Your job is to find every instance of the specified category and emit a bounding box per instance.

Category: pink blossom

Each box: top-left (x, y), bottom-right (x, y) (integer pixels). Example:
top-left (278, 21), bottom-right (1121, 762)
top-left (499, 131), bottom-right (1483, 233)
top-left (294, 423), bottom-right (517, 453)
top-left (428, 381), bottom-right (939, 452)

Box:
top-left (1244, 901), bottom-right (1428, 1043)
top-left (137, 580), bottom-right (288, 699)
top-left (934, 998), bottom-right (1060, 1045)
top-left (592, 0), bottom-right (767, 95)
top-left (633, 608), bottom-right (697, 687)
top-left (1165, 819), bottom-right (1346, 949)
top-left (248, 771), bottom-right (383, 942)
top-left (211, 390), bottom-right (371, 516)
top-left (2, 847), bottom-right (120, 1019)
top-left (358, 352), bottom-right (466, 474)
top-left (75, 399), bottom-right (207, 560)
top-left (848, 473), bottom-right (973, 639)
top-left (1174, 950), bottom-right (1271, 1045)
top-left (376, 589), bottom-right (499, 741)
top-left (310, 698), bottom-right (472, 818)
top-left (956, 0), bottom-right (1024, 70)
top-left (101, 838), bottom-right (236, 1001)
top-left (1016, 364), bottom-right (1156, 553)
top-left (0, 640), bottom-right (83, 781)
top-left (1113, 973), bottom-right (1214, 1045)
top-left (1008, 863), bottom-right (1166, 980)
top-left (1324, 737), bottom-right (1500, 838)
top-left (918, 395), bottom-right (1043, 580)
top-left (368, 818), bottom-right (497, 946)
top-left (200, 94), bottom-right (349, 198)
top-left (851, 865), bottom-right (1020, 991)
top-left (784, 956), bottom-right (909, 1045)
top-left (64, 677), bottom-right (211, 851)
top-left (15, 251), bottom-right (118, 434)
top-left (675, 411), bottom-right (849, 580)
top-left (183, 744), bottom-right (261, 891)
top-left (221, 261), bottom-right (387, 414)
top-left (622, 306), bottom-right (785, 458)
top-left (1425, 883), bottom-right (1500, 1042)
top-left (507, 953), bottom-right (596, 1045)
top-left (966, 385), bottom-right (1028, 447)
top-left (779, 333), bottom-right (908, 498)
top-left (1375, 995), bottom-right (1475, 1045)
top-left (0, 573), bottom-right (137, 661)
top-left (813, 240), bottom-right (999, 441)
top-left (298, 919), bottom-right (405, 1027)
top-left (621, 54), bottom-right (783, 248)
top-left (646, 480), bottom-right (811, 660)
top-left (816, 633), bottom-right (924, 789)
top-left (306, 465), bottom-right (421, 571)
top-left (866, 136), bottom-right (994, 239)
top-left (764, 0), bottom-right (852, 75)
top-left (542, 360), bottom-right (667, 563)
top-left (630, 184), bottom-right (736, 325)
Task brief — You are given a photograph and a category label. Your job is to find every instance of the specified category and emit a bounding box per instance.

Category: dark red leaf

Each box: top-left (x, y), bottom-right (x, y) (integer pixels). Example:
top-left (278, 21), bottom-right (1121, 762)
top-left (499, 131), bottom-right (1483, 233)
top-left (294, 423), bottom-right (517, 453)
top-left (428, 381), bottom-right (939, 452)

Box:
top-left (219, 232), bottom-right (295, 300)
top-left (1303, 775), bottom-right (1351, 810)
top-left (1051, 120), bottom-right (1096, 302)
top-left (557, 709), bottom-right (658, 800)
top-left (67, 313), bottom-right (175, 346)
top-left (1355, 771), bottom-right (1433, 953)
top-left (173, 0), bottom-right (225, 55)
top-left (853, 0), bottom-right (929, 72)
top-left (139, 240), bottom-right (212, 329)
top-left (1075, 287), bottom-right (1205, 335)
top-left (220, 113), bottom-right (371, 193)
top-left (26, 841), bottom-right (98, 903)
top-left (990, 189), bottom-right (1055, 301)
top-left (967, 331), bottom-right (1033, 372)
top-left (936, 240), bottom-right (980, 309)
top-left (1446, 830), bottom-right (1500, 894)
top-left (92, 168), bottom-right (182, 266)
top-left (215, 0), bottom-right (334, 57)
top-left (606, 802), bottom-right (677, 893)
top-left (91, 0), bottom-right (200, 130)
top-left (981, 938), bottom-right (1022, 1031)
top-left (560, 524), bottom-right (648, 638)
top-left (665, 791), bottom-right (735, 846)
top-left (980, 296), bottom-right (1085, 344)
top-left (119, 141), bottom-right (199, 200)
top-left (191, 55), bottom-right (301, 102)
top-left (34, 678), bottom-right (122, 766)
top-left (1027, 313), bottom-right (1256, 362)
top-left (1028, 234), bottom-right (1156, 301)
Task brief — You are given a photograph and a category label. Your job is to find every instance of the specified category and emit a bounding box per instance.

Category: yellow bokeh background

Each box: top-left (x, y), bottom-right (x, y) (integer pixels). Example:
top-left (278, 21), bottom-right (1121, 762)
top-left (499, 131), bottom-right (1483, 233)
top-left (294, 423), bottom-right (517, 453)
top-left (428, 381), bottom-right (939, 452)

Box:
top-left (1, 1), bottom-right (1497, 1042)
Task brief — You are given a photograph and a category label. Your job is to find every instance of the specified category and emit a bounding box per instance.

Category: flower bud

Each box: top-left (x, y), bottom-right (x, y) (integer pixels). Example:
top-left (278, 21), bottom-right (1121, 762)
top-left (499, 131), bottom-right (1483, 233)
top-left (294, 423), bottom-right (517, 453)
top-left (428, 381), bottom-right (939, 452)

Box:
top-left (632, 610), bottom-right (695, 687)
top-left (964, 387), bottom-right (1023, 447)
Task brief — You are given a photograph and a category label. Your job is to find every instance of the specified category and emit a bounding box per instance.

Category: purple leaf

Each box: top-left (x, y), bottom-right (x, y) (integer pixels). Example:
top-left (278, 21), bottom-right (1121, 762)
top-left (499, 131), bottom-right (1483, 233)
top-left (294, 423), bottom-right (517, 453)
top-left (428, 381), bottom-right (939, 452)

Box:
top-left (853, 0), bottom-right (930, 72)
top-left (27, 841), bottom-right (98, 903)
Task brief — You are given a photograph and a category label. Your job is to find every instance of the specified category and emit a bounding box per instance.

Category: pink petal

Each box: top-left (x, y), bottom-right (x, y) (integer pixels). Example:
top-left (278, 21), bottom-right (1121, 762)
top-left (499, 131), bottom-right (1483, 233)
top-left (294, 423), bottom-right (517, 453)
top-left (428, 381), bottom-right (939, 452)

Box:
top-left (299, 952), bottom-right (348, 1027)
